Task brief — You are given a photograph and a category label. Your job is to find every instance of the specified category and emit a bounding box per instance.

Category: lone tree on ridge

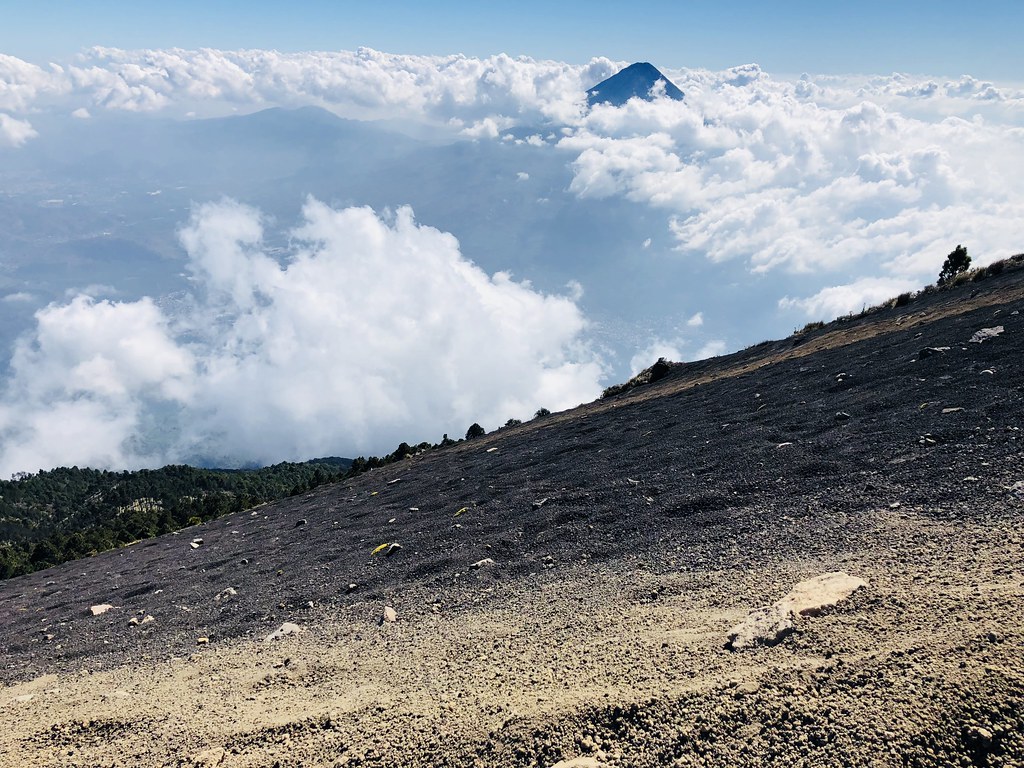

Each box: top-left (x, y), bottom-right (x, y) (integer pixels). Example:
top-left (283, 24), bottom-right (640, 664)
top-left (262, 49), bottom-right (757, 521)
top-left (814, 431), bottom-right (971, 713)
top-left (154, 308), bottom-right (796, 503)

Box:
top-left (938, 244), bottom-right (971, 285)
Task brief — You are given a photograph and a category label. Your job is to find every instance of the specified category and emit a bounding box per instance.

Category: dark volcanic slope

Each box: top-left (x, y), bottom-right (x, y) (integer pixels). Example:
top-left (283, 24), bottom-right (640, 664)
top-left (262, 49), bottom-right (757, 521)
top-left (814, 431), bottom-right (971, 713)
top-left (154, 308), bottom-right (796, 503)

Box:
top-left (3, 270), bottom-right (1023, 685)
top-left (4, 270), bottom-right (1024, 768)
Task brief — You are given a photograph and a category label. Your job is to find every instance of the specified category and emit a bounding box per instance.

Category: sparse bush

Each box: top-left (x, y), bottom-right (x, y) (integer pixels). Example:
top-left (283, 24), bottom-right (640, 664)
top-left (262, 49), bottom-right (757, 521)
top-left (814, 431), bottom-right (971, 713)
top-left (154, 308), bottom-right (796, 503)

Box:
top-left (938, 244), bottom-right (971, 285)
top-left (534, 408), bottom-right (551, 419)
top-left (504, 418), bottom-right (522, 428)
top-left (798, 320), bottom-right (826, 334)
top-left (894, 292), bottom-right (913, 307)
top-left (649, 357), bottom-right (672, 383)
top-left (988, 259), bottom-right (1005, 276)
top-left (465, 423), bottom-right (486, 440)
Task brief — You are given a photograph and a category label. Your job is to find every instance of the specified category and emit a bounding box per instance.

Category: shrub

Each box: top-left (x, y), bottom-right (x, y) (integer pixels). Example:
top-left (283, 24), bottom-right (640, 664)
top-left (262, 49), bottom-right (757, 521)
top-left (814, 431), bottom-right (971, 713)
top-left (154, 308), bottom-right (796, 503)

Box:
top-left (894, 292), bottom-right (913, 307)
top-left (465, 423), bottom-right (486, 440)
top-left (938, 244), bottom-right (971, 285)
top-left (504, 418), bottom-right (522, 428)
top-left (534, 408), bottom-right (551, 419)
top-left (798, 320), bottom-right (826, 334)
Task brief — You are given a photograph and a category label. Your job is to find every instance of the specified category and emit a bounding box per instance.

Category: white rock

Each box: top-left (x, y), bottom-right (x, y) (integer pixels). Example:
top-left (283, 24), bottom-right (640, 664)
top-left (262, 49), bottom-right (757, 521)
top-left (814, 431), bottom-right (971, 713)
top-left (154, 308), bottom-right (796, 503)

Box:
top-left (728, 571), bottom-right (867, 650)
top-left (264, 622), bottom-right (303, 642)
top-left (969, 326), bottom-right (1004, 343)
top-left (383, 606), bottom-right (398, 623)
top-left (550, 757), bottom-right (606, 768)
top-left (470, 558), bottom-right (495, 569)
top-left (214, 587), bottom-right (237, 602)
top-left (90, 604), bottom-right (113, 616)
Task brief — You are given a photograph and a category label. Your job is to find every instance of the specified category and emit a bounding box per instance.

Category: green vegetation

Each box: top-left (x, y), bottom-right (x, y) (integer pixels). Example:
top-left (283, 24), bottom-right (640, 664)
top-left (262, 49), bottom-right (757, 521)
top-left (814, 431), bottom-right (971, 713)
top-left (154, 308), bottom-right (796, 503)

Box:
top-left (465, 423), bottom-right (486, 440)
top-left (938, 244), bottom-right (971, 285)
top-left (0, 459), bottom-right (349, 579)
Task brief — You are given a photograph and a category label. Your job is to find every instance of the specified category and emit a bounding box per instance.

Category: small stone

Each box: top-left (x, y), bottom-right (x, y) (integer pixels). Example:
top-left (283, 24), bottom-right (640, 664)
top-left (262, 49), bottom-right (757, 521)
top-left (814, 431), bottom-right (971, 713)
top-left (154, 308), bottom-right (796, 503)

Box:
top-left (382, 606), bottom-right (398, 623)
top-left (264, 622), bottom-right (302, 642)
top-left (190, 538), bottom-right (204, 549)
top-left (532, 498), bottom-right (549, 509)
top-left (128, 617), bottom-right (140, 626)
top-left (834, 411), bottom-right (852, 421)
top-left (777, 442), bottom-right (793, 448)
top-left (918, 347), bottom-right (949, 359)
top-left (345, 583), bottom-right (358, 594)
top-left (90, 604), bottom-right (114, 616)
top-left (294, 518), bottom-right (307, 527)
top-left (192, 747), bottom-right (227, 767)
top-left (141, 615), bottom-right (155, 625)
top-left (215, 587), bottom-right (237, 603)
top-left (550, 757), bottom-right (605, 768)
top-left (470, 558), bottom-right (495, 569)
top-left (942, 407), bottom-right (964, 414)
top-left (196, 637), bottom-right (210, 645)
top-left (980, 369), bottom-right (996, 375)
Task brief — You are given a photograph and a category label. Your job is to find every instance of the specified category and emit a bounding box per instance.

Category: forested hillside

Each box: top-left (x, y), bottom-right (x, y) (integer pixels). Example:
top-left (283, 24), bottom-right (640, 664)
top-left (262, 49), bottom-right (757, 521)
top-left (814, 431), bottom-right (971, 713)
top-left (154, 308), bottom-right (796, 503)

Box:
top-left (0, 459), bottom-right (349, 578)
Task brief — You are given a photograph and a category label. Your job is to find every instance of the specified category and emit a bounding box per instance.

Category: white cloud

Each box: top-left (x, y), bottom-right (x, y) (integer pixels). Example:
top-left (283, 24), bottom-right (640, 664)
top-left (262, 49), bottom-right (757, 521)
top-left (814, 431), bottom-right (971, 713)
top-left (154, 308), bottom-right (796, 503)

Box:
top-left (0, 199), bottom-right (603, 474)
top-left (2, 292), bottom-right (34, 303)
top-left (0, 112), bottom-right (37, 146)
top-left (686, 312), bottom-right (704, 327)
top-left (693, 340), bottom-right (727, 360)
top-left (778, 276), bottom-right (921, 319)
top-left (516, 171), bottom-right (530, 181)
top-left (71, 106), bottom-right (91, 119)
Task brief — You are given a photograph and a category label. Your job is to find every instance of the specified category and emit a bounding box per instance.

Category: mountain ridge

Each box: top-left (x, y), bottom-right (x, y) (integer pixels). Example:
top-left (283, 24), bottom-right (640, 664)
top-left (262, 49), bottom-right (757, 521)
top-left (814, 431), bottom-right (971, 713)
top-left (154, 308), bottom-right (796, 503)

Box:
top-left (2, 261), bottom-right (1023, 766)
top-left (587, 61), bottom-right (685, 107)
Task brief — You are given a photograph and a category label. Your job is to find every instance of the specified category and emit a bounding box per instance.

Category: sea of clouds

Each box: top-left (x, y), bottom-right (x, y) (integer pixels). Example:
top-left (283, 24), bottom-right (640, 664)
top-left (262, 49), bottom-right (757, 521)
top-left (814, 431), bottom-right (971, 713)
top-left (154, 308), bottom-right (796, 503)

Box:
top-left (1, 47), bottom-right (1022, 472)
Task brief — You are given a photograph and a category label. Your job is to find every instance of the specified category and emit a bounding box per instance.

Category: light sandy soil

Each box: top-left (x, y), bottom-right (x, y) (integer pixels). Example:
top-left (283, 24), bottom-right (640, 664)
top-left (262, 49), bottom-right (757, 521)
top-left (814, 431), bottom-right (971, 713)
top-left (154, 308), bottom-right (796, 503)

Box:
top-left (4, 505), bottom-right (1023, 767)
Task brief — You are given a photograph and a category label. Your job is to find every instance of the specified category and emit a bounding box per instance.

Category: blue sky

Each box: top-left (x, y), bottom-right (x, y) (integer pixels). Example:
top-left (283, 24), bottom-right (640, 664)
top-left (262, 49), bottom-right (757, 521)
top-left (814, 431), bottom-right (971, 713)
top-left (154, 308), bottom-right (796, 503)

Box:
top-left (3, 0), bottom-right (1023, 79)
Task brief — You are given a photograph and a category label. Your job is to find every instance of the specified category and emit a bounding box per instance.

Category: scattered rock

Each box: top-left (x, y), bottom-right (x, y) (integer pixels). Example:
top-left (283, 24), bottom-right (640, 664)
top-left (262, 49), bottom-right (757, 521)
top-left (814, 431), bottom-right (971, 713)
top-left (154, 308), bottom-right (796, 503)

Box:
top-left (550, 757), bottom-right (605, 768)
top-left (215, 587), bottom-right (237, 603)
top-left (294, 518), bottom-right (307, 527)
top-left (776, 442), bottom-right (793, 448)
top-left (918, 346), bottom-right (950, 359)
top-left (371, 542), bottom-right (403, 557)
top-left (727, 571), bottom-right (867, 650)
top-left (980, 369), bottom-right (996, 375)
top-left (532, 498), bottom-right (550, 509)
top-left (264, 623), bottom-right (302, 642)
top-left (128, 616), bottom-right (140, 626)
top-left (191, 747), bottom-right (226, 767)
top-left (141, 615), bottom-right (155, 625)
top-left (942, 407), bottom-right (964, 414)
top-left (382, 606), bottom-right (398, 623)
top-left (470, 558), bottom-right (495, 569)
top-left (196, 637), bottom-right (210, 645)
top-left (190, 538), bottom-right (204, 549)
top-left (90, 604), bottom-right (113, 616)
top-left (969, 326), bottom-right (1004, 343)
top-left (834, 411), bottom-right (852, 422)
top-left (345, 583), bottom-right (359, 594)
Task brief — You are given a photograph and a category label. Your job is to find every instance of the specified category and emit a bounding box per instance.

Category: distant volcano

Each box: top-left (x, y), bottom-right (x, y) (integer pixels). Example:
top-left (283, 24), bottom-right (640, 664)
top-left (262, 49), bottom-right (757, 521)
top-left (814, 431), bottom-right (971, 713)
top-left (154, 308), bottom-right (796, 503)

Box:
top-left (586, 62), bottom-right (685, 107)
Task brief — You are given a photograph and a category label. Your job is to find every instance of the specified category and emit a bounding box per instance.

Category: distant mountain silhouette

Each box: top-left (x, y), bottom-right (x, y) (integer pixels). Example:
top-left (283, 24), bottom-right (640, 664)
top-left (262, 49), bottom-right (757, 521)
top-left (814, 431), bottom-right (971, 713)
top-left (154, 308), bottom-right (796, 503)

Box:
top-left (586, 62), bottom-right (684, 107)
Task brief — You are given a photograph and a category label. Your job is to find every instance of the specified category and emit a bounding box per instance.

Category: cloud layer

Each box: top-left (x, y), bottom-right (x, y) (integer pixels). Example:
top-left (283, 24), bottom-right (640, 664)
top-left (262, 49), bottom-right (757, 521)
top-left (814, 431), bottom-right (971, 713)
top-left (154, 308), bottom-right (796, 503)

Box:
top-left (4, 47), bottom-right (1017, 317)
top-left (0, 199), bottom-right (602, 474)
